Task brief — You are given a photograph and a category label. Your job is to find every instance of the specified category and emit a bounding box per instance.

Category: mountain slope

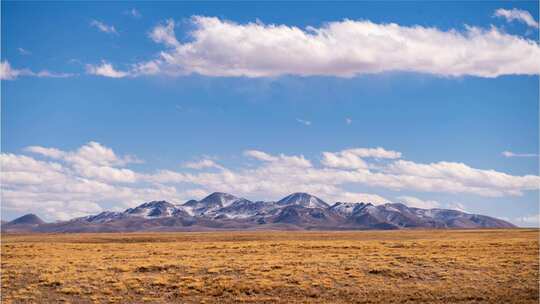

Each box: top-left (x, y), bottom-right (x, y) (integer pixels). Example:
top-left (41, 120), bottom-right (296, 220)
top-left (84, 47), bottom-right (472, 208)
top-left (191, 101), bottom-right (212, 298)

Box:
top-left (2, 214), bottom-right (46, 232)
top-left (277, 193), bottom-right (329, 208)
top-left (182, 192), bottom-right (240, 216)
top-left (4, 192), bottom-right (516, 232)
top-left (125, 201), bottom-right (178, 218)
top-left (6, 214), bottom-right (45, 225)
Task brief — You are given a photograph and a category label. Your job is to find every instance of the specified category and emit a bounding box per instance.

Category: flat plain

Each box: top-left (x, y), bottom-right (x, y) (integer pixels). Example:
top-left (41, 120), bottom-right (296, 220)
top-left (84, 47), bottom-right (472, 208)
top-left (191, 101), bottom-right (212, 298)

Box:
top-left (1, 229), bottom-right (538, 303)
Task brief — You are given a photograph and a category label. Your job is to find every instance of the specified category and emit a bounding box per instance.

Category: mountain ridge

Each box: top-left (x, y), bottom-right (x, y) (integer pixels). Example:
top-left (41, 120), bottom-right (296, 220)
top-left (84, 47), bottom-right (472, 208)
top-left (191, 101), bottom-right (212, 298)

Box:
top-left (2, 192), bottom-right (516, 232)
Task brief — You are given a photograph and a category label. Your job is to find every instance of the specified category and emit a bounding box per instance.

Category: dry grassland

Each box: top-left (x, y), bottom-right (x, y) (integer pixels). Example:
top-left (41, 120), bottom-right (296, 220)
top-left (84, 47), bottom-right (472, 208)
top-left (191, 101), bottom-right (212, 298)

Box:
top-left (1, 229), bottom-right (538, 303)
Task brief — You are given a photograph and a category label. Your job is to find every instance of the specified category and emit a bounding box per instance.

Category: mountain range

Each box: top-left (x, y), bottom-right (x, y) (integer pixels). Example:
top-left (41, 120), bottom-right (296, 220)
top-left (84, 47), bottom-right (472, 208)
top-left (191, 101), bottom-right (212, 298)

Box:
top-left (1, 192), bottom-right (515, 233)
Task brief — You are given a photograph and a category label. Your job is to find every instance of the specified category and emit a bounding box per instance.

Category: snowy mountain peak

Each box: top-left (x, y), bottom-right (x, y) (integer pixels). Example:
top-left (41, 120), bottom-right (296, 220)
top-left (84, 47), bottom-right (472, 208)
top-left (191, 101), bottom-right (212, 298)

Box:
top-left (77, 211), bottom-right (123, 223)
top-left (138, 201), bottom-right (176, 209)
top-left (277, 192), bottom-right (329, 208)
top-left (200, 192), bottom-right (239, 207)
top-left (4, 192), bottom-right (517, 232)
top-left (125, 200), bottom-right (177, 218)
top-left (329, 202), bottom-right (367, 216)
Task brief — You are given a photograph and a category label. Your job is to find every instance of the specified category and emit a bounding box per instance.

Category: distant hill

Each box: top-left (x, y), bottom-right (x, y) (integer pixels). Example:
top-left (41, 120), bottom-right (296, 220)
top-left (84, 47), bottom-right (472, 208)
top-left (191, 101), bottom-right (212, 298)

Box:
top-left (1, 192), bottom-right (515, 233)
top-left (4, 214), bottom-right (45, 227)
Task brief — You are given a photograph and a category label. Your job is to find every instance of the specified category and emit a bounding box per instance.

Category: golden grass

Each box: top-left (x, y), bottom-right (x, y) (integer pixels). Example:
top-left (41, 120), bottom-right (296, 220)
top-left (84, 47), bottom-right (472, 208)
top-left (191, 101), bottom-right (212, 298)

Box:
top-left (1, 229), bottom-right (538, 303)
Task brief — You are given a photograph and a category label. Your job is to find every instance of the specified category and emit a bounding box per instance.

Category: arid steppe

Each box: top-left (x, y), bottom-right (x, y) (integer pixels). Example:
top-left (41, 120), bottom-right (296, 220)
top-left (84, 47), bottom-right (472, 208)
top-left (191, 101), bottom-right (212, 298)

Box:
top-left (1, 229), bottom-right (538, 303)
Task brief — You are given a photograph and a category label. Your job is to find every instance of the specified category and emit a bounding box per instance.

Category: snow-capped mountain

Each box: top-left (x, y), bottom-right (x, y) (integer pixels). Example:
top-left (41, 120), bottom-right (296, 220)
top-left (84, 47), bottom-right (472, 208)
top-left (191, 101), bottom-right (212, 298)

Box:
top-left (328, 202), bottom-right (371, 216)
top-left (182, 192), bottom-right (240, 216)
top-left (75, 211), bottom-right (124, 223)
top-left (2, 192), bottom-right (516, 232)
top-left (277, 193), bottom-right (329, 209)
top-left (125, 201), bottom-right (178, 218)
top-left (204, 199), bottom-right (277, 219)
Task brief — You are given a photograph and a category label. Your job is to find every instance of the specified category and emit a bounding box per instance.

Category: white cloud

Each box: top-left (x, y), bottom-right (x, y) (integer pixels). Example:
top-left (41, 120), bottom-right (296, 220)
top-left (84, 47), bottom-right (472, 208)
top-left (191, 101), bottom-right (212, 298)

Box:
top-left (24, 146), bottom-right (66, 159)
top-left (33, 70), bottom-right (73, 78)
top-left (1, 145), bottom-right (189, 221)
top-left (321, 147), bottom-right (402, 170)
top-left (296, 118), bottom-right (311, 126)
top-left (343, 147), bottom-right (402, 159)
top-left (321, 151), bottom-right (368, 170)
top-left (86, 61), bottom-right (129, 78)
top-left (502, 150), bottom-right (538, 158)
top-left (67, 141), bottom-right (123, 166)
top-left (0, 61), bottom-right (74, 80)
top-left (3, 143), bottom-right (540, 221)
top-left (131, 60), bottom-right (161, 76)
top-left (244, 150), bottom-right (277, 162)
top-left (76, 166), bottom-right (138, 184)
top-left (494, 8), bottom-right (539, 29)
top-left (86, 59), bottom-right (164, 78)
top-left (125, 8), bottom-right (141, 18)
top-left (149, 19), bottom-right (180, 48)
top-left (386, 160), bottom-right (539, 195)
top-left (513, 214), bottom-right (540, 227)
top-left (397, 196), bottom-right (440, 209)
top-left (244, 150), bottom-right (312, 168)
top-left (141, 16), bottom-right (540, 78)
top-left (17, 48), bottom-right (31, 55)
top-left (183, 159), bottom-right (223, 170)
top-left (1, 154), bottom-right (65, 185)
top-left (337, 192), bottom-right (390, 205)
top-left (65, 201), bottom-right (103, 214)
top-left (446, 202), bottom-right (467, 213)
top-left (90, 20), bottom-right (118, 35)
top-left (1, 61), bottom-right (22, 80)
top-left (25, 141), bottom-right (141, 167)
top-left (153, 149), bottom-right (538, 199)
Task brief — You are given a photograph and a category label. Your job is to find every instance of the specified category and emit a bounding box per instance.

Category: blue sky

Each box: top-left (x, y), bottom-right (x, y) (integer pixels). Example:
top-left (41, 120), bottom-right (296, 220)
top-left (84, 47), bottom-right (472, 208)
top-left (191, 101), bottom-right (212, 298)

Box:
top-left (1, 1), bottom-right (539, 226)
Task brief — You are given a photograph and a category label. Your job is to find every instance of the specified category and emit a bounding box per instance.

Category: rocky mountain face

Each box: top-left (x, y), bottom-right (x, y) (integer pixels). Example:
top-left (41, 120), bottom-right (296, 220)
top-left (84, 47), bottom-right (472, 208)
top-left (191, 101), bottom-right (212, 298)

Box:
top-left (2, 192), bottom-right (516, 233)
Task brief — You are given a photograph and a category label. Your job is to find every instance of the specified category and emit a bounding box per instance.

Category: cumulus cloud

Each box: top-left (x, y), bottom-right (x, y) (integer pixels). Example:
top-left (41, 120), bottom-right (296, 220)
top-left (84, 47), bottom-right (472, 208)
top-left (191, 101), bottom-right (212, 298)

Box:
top-left (2, 143), bottom-right (183, 221)
top-left (494, 8), bottom-right (539, 29)
top-left (147, 147), bottom-right (539, 199)
top-left (386, 160), bottom-right (539, 195)
top-left (86, 61), bottom-right (129, 78)
top-left (1, 61), bottom-right (22, 80)
top-left (3, 143), bottom-right (540, 221)
top-left (244, 150), bottom-right (312, 168)
top-left (343, 147), bottom-right (402, 159)
top-left (137, 16), bottom-right (540, 78)
top-left (25, 141), bottom-right (142, 168)
top-left (321, 147), bottom-right (401, 170)
top-left (321, 151), bottom-right (368, 170)
top-left (183, 159), bottom-right (223, 170)
top-left (397, 196), bottom-right (440, 209)
top-left (90, 20), bottom-right (118, 35)
top-left (1, 61), bottom-right (74, 80)
top-left (28, 15), bottom-right (539, 80)
top-left (244, 150), bottom-right (277, 162)
top-left (338, 192), bottom-right (391, 205)
top-left (149, 19), bottom-right (180, 48)
top-left (85, 59), bottom-right (164, 78)
top-left (24, 146), bottom-right (66, 159)
top-left (502, 151), bottom-right (538, 158)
